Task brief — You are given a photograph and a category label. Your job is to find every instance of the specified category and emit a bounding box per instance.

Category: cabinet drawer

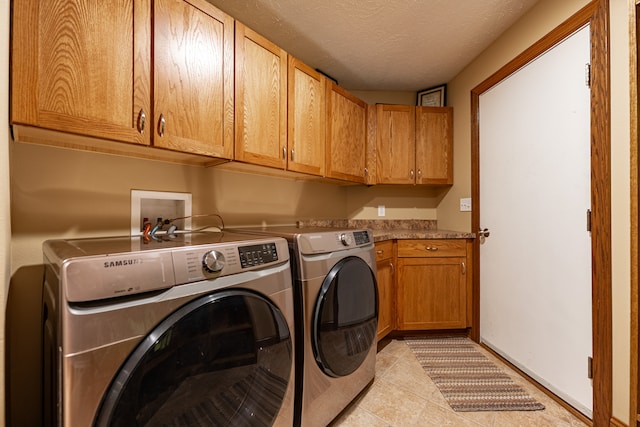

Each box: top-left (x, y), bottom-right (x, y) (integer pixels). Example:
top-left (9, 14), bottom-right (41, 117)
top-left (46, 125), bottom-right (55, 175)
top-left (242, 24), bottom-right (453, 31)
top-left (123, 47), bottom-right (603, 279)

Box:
top-left (374, 241), bottom-right (394, 262)
top-left (397, 239), bottom-right (465, 258)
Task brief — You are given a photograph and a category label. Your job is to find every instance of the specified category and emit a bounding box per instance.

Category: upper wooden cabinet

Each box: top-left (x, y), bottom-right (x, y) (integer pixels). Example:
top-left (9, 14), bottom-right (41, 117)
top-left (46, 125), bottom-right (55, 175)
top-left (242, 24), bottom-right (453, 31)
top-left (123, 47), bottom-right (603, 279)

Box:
top-left (153, 0), bottom-right (234, 158)
top-left (287, 57), bottom-right (326, 176)
top-left (376, 105), bottom-right (453, 185)
top-left (235, 22), bottom-right (287, 169)
top-left (11, 0), bottom-right (234, 163)
top-left (11, 0), bottom-right (152, 146)
top-left (376, 105), bottom-right (416, 184)
top-left (326, 82), bottom-right (368, 183)
top-left (416, 106), bottom-right (453, 185)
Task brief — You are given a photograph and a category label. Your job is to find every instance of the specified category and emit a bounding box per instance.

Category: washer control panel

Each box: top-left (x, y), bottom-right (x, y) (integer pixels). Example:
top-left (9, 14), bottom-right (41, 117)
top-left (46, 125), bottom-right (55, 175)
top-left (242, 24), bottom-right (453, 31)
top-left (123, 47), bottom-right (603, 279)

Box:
top-left (296, 229), bottom-right (373, 254)
top-left (202, 250), bottom-right (226, 273)
top-left (238, 242), bottom-right (279, 268)
top-left (353, 230), bottom-right (371, 245)
top-left (47, 234), bottom-right (289, 303)
top-left (173, 239), bottom-right (285, 285)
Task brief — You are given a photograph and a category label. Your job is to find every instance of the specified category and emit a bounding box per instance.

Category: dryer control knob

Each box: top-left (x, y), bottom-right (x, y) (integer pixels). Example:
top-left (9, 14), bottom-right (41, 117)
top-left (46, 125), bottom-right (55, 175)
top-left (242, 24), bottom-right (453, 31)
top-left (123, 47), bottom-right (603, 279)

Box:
top-left (203, 250), bottom-right (225, 273)
top-left (339, 233), bottom-right (353, 246)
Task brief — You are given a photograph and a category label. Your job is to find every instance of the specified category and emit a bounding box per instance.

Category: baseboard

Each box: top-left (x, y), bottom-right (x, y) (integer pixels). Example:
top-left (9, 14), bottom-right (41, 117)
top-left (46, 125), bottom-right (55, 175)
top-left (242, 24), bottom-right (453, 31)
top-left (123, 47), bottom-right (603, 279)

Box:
top-left (609, 416), bottom-right (628, 427)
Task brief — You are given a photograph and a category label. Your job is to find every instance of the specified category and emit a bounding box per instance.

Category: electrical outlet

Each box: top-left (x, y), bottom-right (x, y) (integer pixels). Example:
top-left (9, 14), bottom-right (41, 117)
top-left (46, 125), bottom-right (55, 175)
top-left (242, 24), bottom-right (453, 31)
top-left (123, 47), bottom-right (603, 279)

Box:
top-left (131, 190), bottom-right (192, 235)
top-left (378, 205), bottom-right (386, 217)
top-left (459, 198), bottom-right (472, 212)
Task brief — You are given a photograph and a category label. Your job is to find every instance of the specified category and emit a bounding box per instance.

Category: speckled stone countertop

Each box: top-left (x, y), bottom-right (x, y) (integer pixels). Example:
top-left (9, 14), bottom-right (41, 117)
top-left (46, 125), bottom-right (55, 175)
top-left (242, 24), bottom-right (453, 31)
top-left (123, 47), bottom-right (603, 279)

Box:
top-left (298, 219), bottom-right (475, 242)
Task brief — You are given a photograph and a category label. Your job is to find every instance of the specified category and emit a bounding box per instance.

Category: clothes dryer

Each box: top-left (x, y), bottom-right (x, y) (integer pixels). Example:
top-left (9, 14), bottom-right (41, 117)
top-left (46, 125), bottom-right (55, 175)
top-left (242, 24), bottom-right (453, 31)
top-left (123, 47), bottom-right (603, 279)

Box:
top-left (42, 231), bottom-right (294, 427)
top-left (234, 226), bottom-right (378, 427)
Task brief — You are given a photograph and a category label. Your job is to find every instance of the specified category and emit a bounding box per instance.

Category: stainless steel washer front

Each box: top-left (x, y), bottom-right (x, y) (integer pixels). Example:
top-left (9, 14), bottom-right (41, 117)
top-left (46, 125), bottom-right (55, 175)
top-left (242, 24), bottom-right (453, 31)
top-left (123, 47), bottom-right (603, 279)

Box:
top-left (233, 226), bottom-right (378, 427)
top-left (43, 232), bottom-right (295, 427)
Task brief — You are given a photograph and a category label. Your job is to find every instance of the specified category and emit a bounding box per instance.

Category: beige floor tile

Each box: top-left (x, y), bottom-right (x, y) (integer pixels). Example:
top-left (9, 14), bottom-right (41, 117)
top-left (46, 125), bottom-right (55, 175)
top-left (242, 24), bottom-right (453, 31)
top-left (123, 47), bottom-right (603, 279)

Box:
top-left (329, 404), bottom-right (389, 427)
top-left (379, 358), bottom-right (444, 403)
top-left (414, 402), bottom-right (486, 427)
top-left (351, 377), bottom-right (428, 426)
top-left (330, 339), bottom-right (588, 427)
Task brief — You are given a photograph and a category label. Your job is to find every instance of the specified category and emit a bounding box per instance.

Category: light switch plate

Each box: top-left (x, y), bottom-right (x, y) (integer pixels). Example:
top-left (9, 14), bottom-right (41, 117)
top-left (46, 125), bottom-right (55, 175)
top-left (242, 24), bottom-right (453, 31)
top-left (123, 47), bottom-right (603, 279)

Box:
top-left (459, 198), bottom-right (472, 212)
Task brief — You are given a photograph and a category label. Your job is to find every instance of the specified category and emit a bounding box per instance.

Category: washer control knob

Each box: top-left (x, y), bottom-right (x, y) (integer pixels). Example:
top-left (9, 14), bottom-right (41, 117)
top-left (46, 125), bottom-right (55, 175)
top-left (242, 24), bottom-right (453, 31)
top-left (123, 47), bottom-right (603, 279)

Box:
top-left (203, 250), bottom-right (225, 273)
top-left (339, 233), bottom-right (353, 246)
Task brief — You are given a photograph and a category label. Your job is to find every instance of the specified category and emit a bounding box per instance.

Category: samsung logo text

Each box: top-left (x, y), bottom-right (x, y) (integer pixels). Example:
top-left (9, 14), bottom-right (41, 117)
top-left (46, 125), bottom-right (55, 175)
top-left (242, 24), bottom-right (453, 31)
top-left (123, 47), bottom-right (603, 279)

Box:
top-left (103, 259), bottom-right (143, 268)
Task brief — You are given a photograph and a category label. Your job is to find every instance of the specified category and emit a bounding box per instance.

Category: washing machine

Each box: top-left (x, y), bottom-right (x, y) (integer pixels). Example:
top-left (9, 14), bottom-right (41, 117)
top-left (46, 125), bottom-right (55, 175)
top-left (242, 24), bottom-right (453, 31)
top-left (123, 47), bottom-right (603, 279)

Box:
top-left (42, 231), bottom-right (295, 427)
top-left (234, 226), bottom-right (378, 427)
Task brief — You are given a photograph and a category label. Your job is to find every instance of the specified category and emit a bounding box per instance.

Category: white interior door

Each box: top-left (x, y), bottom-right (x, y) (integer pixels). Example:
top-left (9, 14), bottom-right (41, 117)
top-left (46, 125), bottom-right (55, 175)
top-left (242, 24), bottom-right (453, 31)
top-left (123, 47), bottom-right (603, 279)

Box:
top-left (479, 25), bottom-right (592, 416)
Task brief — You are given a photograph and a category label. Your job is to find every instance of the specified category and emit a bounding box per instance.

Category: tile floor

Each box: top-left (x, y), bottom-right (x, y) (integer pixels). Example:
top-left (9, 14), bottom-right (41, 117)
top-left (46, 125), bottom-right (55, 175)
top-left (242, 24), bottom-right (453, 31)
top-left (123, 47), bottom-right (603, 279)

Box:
top-left (330, 338), bottom-right (588, 427)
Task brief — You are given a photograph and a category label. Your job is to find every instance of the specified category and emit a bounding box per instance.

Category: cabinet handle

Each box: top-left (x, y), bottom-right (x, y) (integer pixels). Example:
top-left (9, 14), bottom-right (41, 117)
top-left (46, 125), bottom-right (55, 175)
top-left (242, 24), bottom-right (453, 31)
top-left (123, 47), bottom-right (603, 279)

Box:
top-left (417, 169), bottom-right (422, 180)
top-left (461, 261), bottom-right (466, 275)
top-left (282, 147), bottom-right (286, 160)
top-left (364, 167), bottom-right (369, 177)
top-left (138, 109), bottom-right (146, 134)
top-left (376, 249), bottom-right (384, 254)
top-left (425, 246), bottom-right (438, 251)
top-left (410, 169), bottom-right (415, 179)
top-left (390, 262), bottom-right (395, 275)
top-left (291, 149), bottom-right (295, 161)
top-left (158, 114), bottom-right (165, 137)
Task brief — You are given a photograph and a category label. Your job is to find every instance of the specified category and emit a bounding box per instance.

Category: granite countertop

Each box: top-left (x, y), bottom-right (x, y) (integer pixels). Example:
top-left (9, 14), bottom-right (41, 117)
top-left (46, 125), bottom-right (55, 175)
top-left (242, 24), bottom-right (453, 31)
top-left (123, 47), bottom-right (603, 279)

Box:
top-left (298, 219), bottom-right (475, 242)
top-left (370, 228), bottom-right (474, 242)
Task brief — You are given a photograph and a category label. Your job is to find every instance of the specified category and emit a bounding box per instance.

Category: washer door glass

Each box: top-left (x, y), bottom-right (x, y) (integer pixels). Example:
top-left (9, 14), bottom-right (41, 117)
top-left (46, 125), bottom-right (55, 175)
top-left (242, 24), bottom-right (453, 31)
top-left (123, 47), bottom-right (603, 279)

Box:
top-left (312, 256), bottom-right (378, 377)
top-left (94, 290), bottom-right (292, 427)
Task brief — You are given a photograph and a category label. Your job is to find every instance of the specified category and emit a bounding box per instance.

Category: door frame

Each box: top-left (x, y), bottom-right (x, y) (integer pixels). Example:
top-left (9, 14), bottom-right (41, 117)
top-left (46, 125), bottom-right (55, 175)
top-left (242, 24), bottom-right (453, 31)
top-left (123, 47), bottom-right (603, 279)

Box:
top-left (469, 1), bottom-right (611, 426)
top-left (629, 2), bottom-right (639, 425)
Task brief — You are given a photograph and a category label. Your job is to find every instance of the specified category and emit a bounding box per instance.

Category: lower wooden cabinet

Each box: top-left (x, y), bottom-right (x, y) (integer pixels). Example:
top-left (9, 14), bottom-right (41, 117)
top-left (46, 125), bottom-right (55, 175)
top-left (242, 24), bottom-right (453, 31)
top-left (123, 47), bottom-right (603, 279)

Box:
top-left (375, 241), bottom-right (395, 341)
top-left (396, 239), bottom-right (471, 330)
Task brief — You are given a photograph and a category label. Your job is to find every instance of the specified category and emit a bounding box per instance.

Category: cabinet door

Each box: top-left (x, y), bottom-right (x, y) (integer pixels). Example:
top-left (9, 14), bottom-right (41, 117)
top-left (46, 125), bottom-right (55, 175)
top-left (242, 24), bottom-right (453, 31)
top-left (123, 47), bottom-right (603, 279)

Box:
top-left (11, 0), bottom-right (151, 145)
top-left (235, 22), bottom-right (287, 168)
top-left (287, 57), bottom-right (326, 176)
top-left (326, 82), bottom-right (367, 183)
top-left (154, 0), bottom-right (234, 158)
top-left (415, 106), bottom-right (453, 185)
top-left (375, 241), bottom-right (395, 341)
top-left (376, 104), bottom-right (415, 184)
top-left (396, 257), bottom-right (467, 330)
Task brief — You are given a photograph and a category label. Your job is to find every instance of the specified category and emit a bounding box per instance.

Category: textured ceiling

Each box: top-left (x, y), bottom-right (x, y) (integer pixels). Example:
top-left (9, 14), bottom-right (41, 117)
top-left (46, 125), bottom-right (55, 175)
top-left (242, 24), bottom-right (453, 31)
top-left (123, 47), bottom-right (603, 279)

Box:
top-left (206, 0), bottom-right (540, 92)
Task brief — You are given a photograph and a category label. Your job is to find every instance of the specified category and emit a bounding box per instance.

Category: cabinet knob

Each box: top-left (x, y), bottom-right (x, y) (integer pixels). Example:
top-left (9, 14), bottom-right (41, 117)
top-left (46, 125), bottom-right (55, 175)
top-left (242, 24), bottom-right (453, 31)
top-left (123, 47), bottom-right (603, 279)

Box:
top-left (158, 114), bottom-right (166, 137)
top-left (376, 249), bottom-right (384, 254)
top-left (138, 109), bottom-right (146, 134)
top-left (417, 169), bottom-right (422, 180)
top-left (410, 169), bottom-right (415, 179)
top-left (425, 246), bottom-right (438, 251)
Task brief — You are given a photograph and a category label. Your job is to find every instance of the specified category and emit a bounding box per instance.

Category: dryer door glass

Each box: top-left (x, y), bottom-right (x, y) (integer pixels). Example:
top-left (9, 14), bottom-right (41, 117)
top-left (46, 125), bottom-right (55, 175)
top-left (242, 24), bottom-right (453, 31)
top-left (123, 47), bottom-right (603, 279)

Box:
top-left (312, 256), bottom-right (378, 377)
top-left (94, 290), bottom-right (292, 427)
